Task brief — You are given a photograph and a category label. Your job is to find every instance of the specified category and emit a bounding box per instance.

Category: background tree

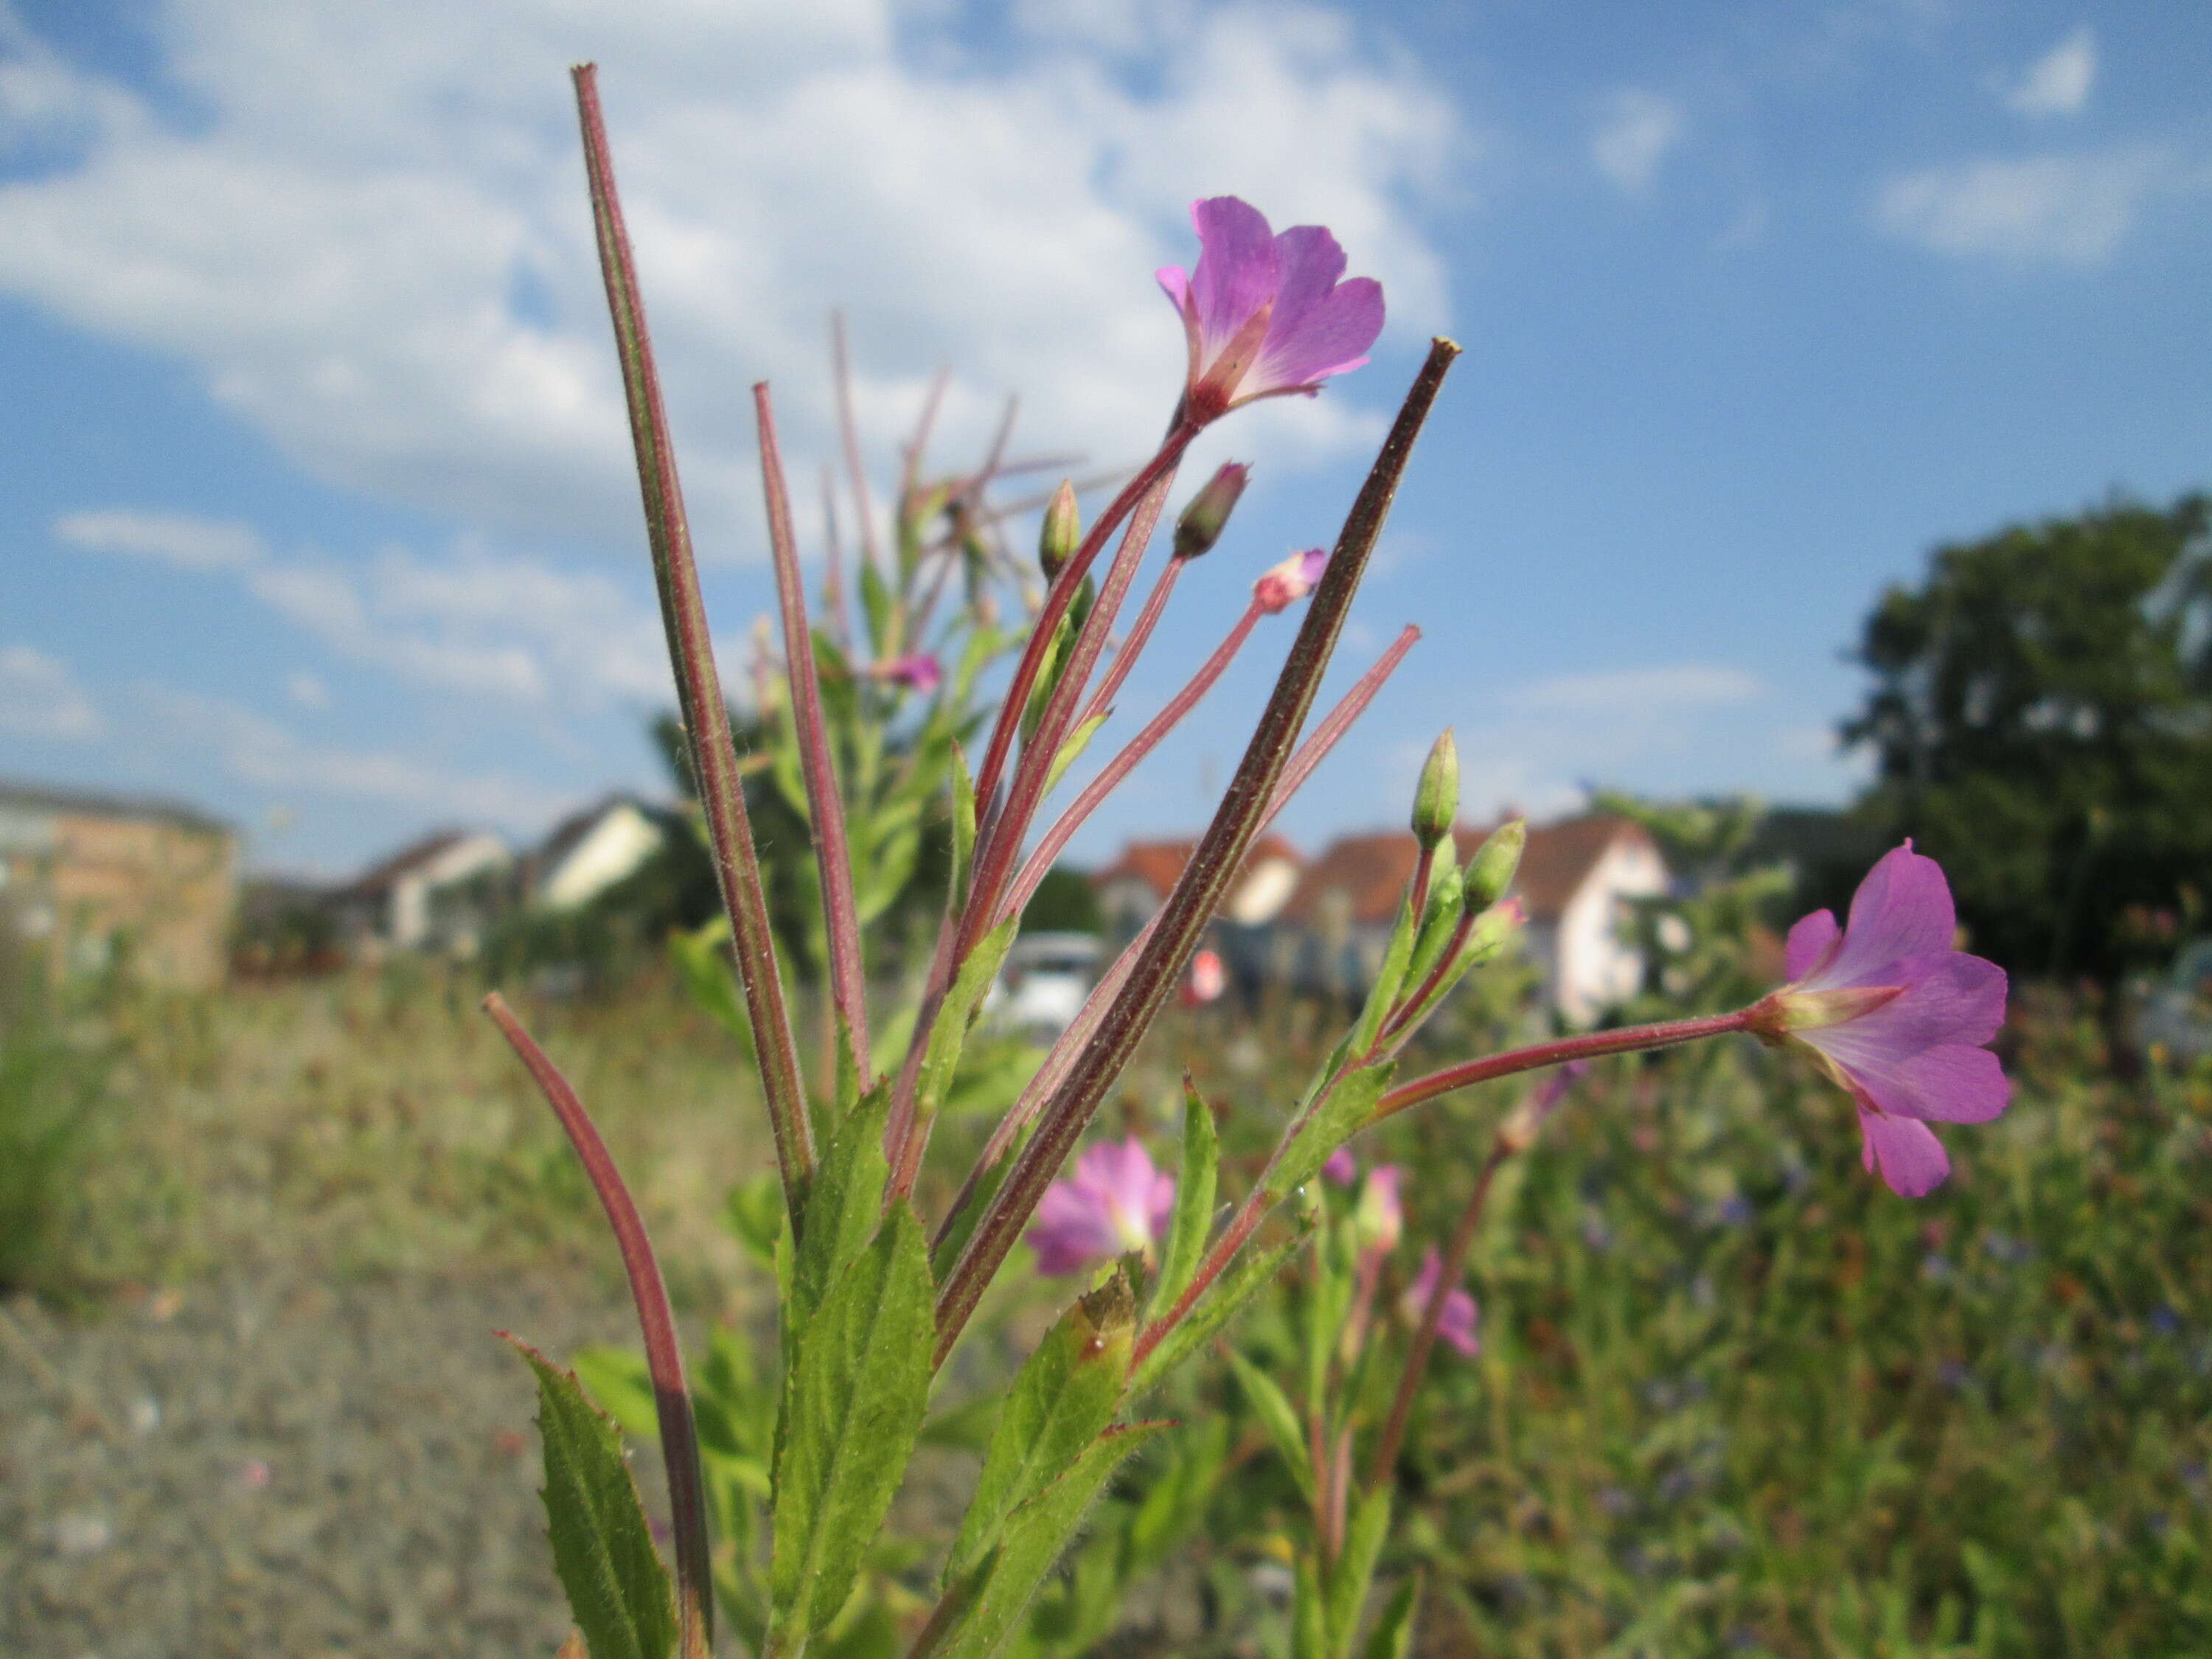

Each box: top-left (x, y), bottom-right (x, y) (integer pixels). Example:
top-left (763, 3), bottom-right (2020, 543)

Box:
top-left (1843, 491), bottom-right (2212, 980)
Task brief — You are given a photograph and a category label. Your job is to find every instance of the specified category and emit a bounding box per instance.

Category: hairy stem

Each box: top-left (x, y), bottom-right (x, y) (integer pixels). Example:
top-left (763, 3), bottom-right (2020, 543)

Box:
top-left (571, 65), bottom-right (813, 1222)
top-left (1370, 1007), bottom-right (1756, 1124)
top-left (485, 994), bottom-right (712, 1659)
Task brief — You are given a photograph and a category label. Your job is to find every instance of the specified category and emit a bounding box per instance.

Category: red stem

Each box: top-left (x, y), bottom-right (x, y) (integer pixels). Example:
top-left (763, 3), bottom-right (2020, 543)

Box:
top-left (485, 994), bottom-right (712, 1659)
top-left (931, 620), bottom-right (1425, 1254)
top-left (757, 383), bottom-right (870, 1084)
top-left (1371, 1008), bottom-right (1755, 1123)
top-left (999, 599), bottom-right (1265, 927)
top-left (933, 343), bottom-right (1462, 1371)
top-left (1079, 554), bottom-right (1189, 726)
top-left (821, 463), bottom-right (850, 649)
top-left (571, 66), bottom-right (813, 1223)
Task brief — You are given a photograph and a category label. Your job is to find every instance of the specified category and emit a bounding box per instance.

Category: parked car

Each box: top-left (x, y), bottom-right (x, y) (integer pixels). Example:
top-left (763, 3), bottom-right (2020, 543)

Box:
top-left (989, 931), bottom-right (1103, 1040)
top-left (2138, 936), bottom-right (2212, 1064)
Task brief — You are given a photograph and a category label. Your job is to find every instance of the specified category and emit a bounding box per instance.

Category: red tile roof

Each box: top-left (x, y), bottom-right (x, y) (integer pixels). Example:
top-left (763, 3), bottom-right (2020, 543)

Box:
top-left (1276, 815), bottom-right (1655, 928)
top-left (1092, 832), bottom-right (1304, 901)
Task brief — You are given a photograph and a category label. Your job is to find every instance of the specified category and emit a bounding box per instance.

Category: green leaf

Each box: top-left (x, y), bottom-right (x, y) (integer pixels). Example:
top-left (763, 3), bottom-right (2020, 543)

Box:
top-left (936, 1423), bottom-right (1168, 1659)
top-left (915, 918), bottom-right (1019, 1133)
top-left (669, 919), bottom-right (755, 1068)
top-left (1359, 1574), bottom-right (1421, 1659)
top-left (508, 1338), bottom-right (678, 1659)
top-left (791, 1081), bottom-right (894, 1330)
top-left (1292, 1552), bottom-right (1328, 1659)
top-left (947, 1275), bottom-right (1135, 1586)
top-left (771, 1204), bottom-right (935, 1640)
top-left (919, 1392), bottom-right (1003, 1452)
top-left (724, 1171), bottom-right (787, 1269)
top-left (1127, 1222), bottom-right (1311, 1397)
top-left (950, 745), bottom-right (978, 908)
top-left (1151, 1082), bottom-right (1219, 1323)
top-left (1226, 1351), bottom-right (1312, 1506)
top-left (1327, 1486), bottom-right (1392, 1656)
top-left (859, 560), bottom-right (894, 658)
top-left (1042, 710), bottom-right (1110, 797)
top-left (1277, 1061), bottom-right (1396, 1200)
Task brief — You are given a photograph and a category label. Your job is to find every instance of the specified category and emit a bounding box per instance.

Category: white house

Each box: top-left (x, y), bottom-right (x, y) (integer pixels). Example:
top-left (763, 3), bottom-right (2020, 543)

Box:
top-left (333, 829), bottom-right (512, 955)
top-left (532, 795), bottom-right (668, 910)
top-left (1270, 815), bottom-right (1668, 1023)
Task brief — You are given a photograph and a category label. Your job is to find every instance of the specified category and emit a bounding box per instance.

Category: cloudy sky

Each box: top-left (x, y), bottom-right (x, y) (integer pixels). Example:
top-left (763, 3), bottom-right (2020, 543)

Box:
top-left (1, 1), bottom-right (2205, 877)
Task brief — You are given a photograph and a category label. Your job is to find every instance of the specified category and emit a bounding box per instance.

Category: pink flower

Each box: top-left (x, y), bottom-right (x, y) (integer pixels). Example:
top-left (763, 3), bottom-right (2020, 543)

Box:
top-left (1158, 197), bottom-right (1385, 425)
top-left (1321, 1146), bottom-right (1358, 1186)
top-left (1253, 549), bottom-right (1326, 613)
top-left (1751, 842), bottom-right (2008, 1198)
top-left (1026, 1136), bottom-right (1177, 1276)
top-left (874, 653), bottom-right (942, 695)
top-left (1400, 1247), bottom-right (1478, 1357)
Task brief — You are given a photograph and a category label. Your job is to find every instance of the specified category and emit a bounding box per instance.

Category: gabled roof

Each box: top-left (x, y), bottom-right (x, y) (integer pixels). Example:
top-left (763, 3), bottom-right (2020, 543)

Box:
top-left (0, 777), bottom-right (231, 838)
top-left (534, 793), bottom-right (664, 874)
top-left (1092, 832), bottom-right (1304, 900)
top-left (338, 828), bottom-right (507, 898)
top-left (1276, 815), bottom-right (1657, 928)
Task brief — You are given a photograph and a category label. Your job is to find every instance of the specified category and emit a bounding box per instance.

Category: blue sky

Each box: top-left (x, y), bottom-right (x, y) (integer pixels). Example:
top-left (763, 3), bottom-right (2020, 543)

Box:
top-left (1, 0), bottom-right (2205, 877)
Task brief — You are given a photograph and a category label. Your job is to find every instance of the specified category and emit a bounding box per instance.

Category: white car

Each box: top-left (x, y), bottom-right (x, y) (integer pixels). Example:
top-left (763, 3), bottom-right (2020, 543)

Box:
top-left (990, 932), bottom-right (1105, 1040)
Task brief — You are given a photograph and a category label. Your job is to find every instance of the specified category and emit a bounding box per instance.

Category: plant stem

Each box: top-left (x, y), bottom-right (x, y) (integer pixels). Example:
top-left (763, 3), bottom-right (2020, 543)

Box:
top-left (932, 341), bottom-right (1462, 1370)
top-left (571, 65), bottom-right (813, 1225)
top-left (1369, 1007), bottom-right (1756, 1123)
top-left (757, 382), bottom-right (871, 1085)
top-left (484, 993), bottom-right (712, 1659)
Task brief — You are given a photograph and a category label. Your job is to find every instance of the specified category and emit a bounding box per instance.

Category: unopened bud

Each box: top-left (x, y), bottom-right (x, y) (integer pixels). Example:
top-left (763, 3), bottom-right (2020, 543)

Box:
top-left (1039, 480), bottom-right (1080, 580)
top-left (1253, 548), bottom-right (1327, 614)
top-left (1411, 730), bottom-right (1458, 849)
top-left (1172, 462), bottom-right (1250, 560)
top-left (1352, 1165), bottom-right (1404, 1254)
top-left (1462, 819), bottom-right (1526, 913)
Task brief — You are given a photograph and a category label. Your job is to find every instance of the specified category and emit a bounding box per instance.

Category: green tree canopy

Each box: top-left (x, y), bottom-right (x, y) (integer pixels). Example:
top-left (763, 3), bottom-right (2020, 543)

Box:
top-left (1845, 491), bottom-right (2212, 978)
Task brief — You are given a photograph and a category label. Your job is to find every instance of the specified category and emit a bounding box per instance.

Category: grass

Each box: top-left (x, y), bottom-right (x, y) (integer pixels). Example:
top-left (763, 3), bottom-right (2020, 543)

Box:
top-left (25, 966), bottom-right (2212, 1655)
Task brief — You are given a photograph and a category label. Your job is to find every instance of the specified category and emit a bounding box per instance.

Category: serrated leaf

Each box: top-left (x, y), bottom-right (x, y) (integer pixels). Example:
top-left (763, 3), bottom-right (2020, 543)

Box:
top-left (1360, 1573), bottom-right (1421, 1659)
top-left (1151, 1082), bottom-right (1218, 1323)
top-left (936, 1423), bottom-right (1169, 1659)
top-left (771, 1204), bottom-right (934, 1639)
top-left (1328, 1486), bottom-right (1392, 1656)
top-left (1128, 1222), bottom-right (1310, 1397)
top-left (509, 1338), bottom-right (678, 1659)
top-left (947, 1276), bottom-right (1135, 1585)
top-left (1227, 1351), bottom-right (1312, 1506)
top-left (1277, 1062), bottom-right (1396, 1200)
top-left (791, 1082), bottom-right (894, 1330)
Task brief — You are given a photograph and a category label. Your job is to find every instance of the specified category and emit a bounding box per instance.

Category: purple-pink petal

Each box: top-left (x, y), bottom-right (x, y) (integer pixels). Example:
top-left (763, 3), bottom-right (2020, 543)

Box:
top-left (1814, 842), bottom-right (1957, 988)
top-left (1026, 1136), bottom-right (1176, 1276)
top-left (1784, 909), bottom-right (1840, 981)
top-left (1322, 1146), bottom-right (1358, 1186)
top-left (1857, 1107), bottom-right (1951, 1197)
top-left (1251, 276), bottom-right (1385, 392)
top-left (1436, 1289), bottom-right (1481, 1357)
top-left (1267, 225), bottom-right (1349, 334)
top-left (1189, 197), bottom-right (1280, 359)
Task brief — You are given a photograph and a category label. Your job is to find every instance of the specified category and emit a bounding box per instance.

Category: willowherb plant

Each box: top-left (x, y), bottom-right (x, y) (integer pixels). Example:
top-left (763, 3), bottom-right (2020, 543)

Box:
top-left (486, 65), bottom-right (2012, 1659)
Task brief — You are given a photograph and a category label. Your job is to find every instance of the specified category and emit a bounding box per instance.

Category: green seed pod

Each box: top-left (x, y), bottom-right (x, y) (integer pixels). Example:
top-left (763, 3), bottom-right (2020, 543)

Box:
top-left (1411, 729), bottom-right (1458, 849)
top-left (1039, 479), bottom-right (1080, 580)
top-left (1462, 818), bottom-right (1527, 913)
top-left (1172, 462), bottom-right (1249, 560)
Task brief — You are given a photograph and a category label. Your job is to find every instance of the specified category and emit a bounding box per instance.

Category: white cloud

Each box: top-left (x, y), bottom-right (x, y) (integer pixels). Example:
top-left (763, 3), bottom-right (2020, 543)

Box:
top-left (137, 683), bottom-right (568, 824)
top-left (55, 507), bottom-right (266, 571)
top-left (1590, 90), bottom-right (1686, 198)
top-left (286, 670), bottom-right (330, 709)
top-left (1876, 146), bottom-right (2178, 264)
top-left (58, 507), bottom-right (673, 706)
top-left (1507, 664), bottom-right (1761, 713)
top-left (0, 644), bottom-right (102, 740)
top-left (2000, 26), bottom-right (2096, 118)
top-left (0, 1), bottom-right (1461, 560)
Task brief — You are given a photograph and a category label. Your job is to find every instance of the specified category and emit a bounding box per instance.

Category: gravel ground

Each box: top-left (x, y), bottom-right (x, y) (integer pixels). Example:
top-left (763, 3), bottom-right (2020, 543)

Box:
top-left (1, 1265), bottom-right (657, 1659)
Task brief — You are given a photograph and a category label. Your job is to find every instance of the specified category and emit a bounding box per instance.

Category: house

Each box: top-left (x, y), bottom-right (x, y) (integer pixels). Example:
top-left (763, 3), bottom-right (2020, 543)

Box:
top-left (528, 794), bottom-right (669, 910)
top-left (1091, 833), bottom-right (1306, 1003)
top-left (330, 828), bottom-right (512, 956)
top-left (1270, 814), bottom-right (1668, 1023)
top-left (0, 779), bottom-right (237, 988)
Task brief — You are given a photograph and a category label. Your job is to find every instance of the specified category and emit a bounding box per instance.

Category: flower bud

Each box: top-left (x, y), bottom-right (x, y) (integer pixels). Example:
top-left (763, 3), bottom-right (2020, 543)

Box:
top-left (1253, 548), bottom-right (1326, 614)
top-left (1039, 479), bottom-right (1080, 580)
top-left (1172, 462), bottom-right (1250, 560)
top-left (1462, 818), bottom-right (1526, 914)
top-left (1352, 1165), bottom-right (1404, 1254)
top-left (1411, 730), bottom-right (1458, 849)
